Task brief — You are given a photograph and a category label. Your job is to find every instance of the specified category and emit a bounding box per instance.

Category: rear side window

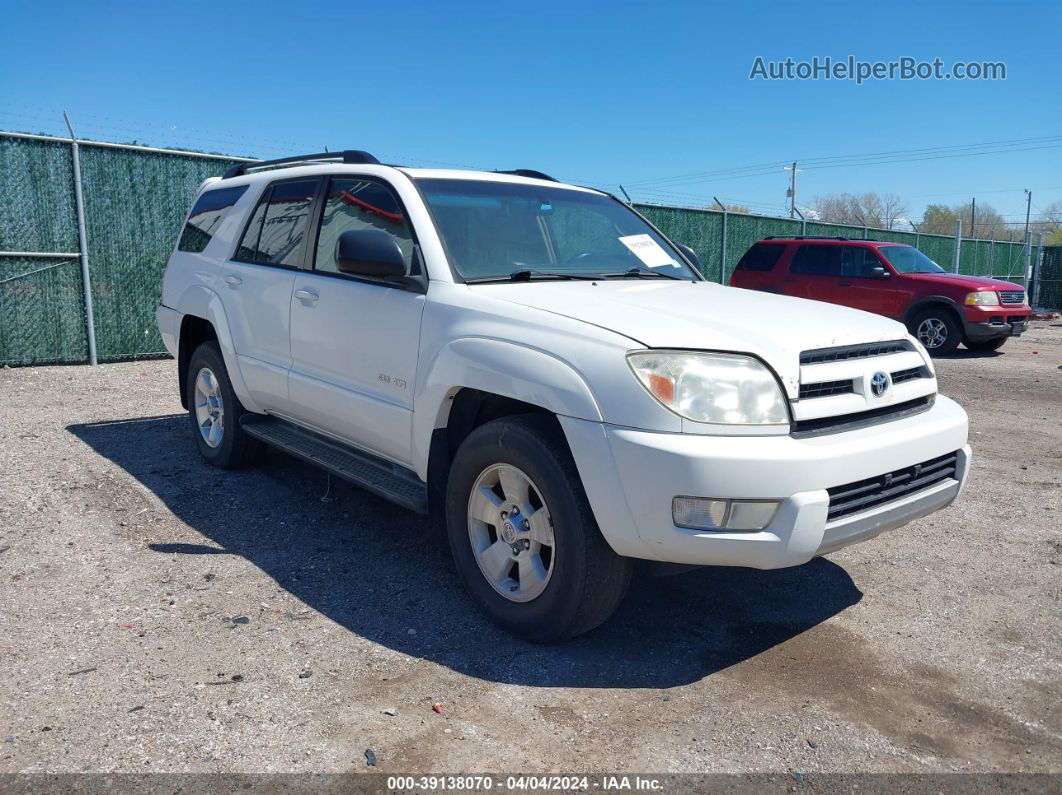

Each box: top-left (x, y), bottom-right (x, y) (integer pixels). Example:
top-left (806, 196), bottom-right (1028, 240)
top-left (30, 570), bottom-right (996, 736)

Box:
top-left (791, 244), bottom-right (842, 276)
top-left (178, 186), bottom-right (248, 253)
top-left (736, 243), bottom-right (785, 272)
top-left (236, 179), bottom-right (319, 266)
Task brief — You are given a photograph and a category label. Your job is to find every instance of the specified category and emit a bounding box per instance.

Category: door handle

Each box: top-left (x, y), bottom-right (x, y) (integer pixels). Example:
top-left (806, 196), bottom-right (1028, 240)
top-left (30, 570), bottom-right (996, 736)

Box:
top-left (224, 275), bottom-right (242, 287)
top-left (837, 279), bottom-right (852, 287)
top-left (294, 289), bottom-right (319, 304)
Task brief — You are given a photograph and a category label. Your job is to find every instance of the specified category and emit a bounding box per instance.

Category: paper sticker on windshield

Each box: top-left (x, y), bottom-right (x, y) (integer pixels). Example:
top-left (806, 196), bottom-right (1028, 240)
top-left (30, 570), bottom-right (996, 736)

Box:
top-left (619, 234), bottom-right (676, 268)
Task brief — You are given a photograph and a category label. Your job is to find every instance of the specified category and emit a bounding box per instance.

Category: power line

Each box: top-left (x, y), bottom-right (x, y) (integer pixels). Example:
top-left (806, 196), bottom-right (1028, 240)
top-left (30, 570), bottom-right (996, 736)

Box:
top-left (624, 133), bottom-right (1062, 190)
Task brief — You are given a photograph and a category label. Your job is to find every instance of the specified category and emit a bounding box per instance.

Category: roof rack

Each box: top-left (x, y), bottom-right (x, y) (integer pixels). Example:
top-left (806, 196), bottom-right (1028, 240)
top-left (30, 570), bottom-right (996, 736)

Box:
top-left (763, 235), bottom-right (851, 241)
top-left (494, 169), bottom-right (558, 182)
top-left (223, 150), bottom-right (380, 179)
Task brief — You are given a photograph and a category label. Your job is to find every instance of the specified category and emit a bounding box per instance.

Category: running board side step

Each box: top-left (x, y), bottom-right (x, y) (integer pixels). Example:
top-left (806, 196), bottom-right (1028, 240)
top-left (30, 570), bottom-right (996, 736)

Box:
top-left (240, 415), bottom-right (428, 514)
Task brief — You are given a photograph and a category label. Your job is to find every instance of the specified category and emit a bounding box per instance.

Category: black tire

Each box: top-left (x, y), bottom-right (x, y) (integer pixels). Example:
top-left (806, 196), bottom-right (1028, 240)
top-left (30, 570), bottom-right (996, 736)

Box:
top-left (445, 414), bottom-right (632, 642)
top-left (185, 341), bottom-right (259, 468)
top-left (909, 308), bottom-right (962, 356)
top-left (964, 336), bottom-right (1007, 352)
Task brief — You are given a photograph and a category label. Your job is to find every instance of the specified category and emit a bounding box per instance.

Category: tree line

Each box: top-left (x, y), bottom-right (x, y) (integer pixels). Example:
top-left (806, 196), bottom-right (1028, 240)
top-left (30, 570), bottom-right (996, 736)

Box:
top-left (800, 192), bottom-right (1062, 245)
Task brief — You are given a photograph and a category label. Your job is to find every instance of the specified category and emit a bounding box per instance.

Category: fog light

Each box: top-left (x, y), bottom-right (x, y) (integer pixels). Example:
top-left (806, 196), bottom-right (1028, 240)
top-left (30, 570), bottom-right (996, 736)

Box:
top-left (672, 497), bottom-right (728, 530)
top-left (672, 497), bottom-right (780, 531)
top-left (726, 500), bottom-right (780, 530)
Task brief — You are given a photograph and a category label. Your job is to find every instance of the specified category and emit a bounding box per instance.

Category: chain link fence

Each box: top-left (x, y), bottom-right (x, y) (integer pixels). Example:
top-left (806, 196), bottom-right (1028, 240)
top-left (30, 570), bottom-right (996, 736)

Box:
top-left (0, 130), bottom-right (1049, 367)
top-left (0, 132), bottom-right (244, 365)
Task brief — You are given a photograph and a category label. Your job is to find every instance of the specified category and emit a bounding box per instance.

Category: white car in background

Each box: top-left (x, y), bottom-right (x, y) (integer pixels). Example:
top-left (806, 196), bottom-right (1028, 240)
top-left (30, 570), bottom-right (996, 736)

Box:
top-left (156, 151), bottom-right (970, 642)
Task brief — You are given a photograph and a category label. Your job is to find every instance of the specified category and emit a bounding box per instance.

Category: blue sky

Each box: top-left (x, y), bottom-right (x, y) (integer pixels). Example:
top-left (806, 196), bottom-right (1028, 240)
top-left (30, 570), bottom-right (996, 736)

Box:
top-left (2, 0), bottom-right (1059, 224)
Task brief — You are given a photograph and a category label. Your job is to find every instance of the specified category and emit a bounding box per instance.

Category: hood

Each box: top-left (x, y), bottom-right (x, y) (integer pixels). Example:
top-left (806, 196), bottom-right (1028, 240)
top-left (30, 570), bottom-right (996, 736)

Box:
top-left (904, 271), bottom-right (1025, 293)
top-left (475, 280), bottom-right (912, 398)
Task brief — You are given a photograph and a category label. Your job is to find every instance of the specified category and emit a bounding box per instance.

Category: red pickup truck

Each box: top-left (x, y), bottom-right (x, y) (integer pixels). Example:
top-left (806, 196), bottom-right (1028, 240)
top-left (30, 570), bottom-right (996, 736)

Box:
top-left (730, 236), bottom-right (1032, 355)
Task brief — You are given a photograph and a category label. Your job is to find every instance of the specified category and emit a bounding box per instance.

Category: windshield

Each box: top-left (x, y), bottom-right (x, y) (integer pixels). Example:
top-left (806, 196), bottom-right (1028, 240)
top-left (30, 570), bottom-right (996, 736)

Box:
top-left (416, 178), bottom-right (699, 282)
top-left (879, 245), bottom-right (946, 274)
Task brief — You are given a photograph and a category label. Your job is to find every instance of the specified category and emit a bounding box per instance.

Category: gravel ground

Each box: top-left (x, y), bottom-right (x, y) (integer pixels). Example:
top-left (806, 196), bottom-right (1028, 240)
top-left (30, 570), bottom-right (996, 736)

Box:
top-left (0, 322), bottom-right (1059, 776)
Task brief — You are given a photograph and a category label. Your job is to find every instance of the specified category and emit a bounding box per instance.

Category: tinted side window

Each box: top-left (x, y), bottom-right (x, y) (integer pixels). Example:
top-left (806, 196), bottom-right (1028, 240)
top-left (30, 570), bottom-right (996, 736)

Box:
top-left (791, 245), bottom-right (842, 276)
top-left (236, 179), bottom-right (318, 266)
top-left (314, 179), bottom-right (416, 274)
top-left (841, 246), bottom-right (880, 277)
top-left (178, 185), bottom-right (248, 253)
top-left (736, 243), bottom-right (785, 272)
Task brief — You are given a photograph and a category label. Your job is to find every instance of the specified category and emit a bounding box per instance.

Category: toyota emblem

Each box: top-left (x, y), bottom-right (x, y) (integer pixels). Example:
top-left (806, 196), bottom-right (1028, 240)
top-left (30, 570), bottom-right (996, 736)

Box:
top-left (870, 371), bottom-right (890, 397)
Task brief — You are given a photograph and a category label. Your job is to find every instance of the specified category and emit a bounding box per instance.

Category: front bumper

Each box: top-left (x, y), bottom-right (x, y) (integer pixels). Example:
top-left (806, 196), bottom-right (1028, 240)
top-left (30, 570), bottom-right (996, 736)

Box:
top-left (962, 304), bottom-right (1031, 340)
top-left (560, 395), bottom-right (970, 569)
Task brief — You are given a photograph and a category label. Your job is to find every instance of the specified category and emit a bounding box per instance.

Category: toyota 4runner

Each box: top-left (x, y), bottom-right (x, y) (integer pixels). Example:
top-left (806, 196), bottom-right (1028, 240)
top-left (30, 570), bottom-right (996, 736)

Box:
top-left (156, 151), bottom-right (971, 641)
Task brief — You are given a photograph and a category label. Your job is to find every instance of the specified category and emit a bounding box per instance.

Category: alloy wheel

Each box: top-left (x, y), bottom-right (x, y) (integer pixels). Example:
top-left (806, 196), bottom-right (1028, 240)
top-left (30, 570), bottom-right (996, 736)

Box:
top-left (467, 463), bottom-right (556, 603)
top-left (193, 367), bottom-right (224, 448)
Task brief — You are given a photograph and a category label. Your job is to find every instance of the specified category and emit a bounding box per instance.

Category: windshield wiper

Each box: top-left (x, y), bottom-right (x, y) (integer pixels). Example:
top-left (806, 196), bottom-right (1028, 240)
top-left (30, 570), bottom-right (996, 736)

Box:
top-left (601, 266), bottom-right (685, 281)
top-left (506, 269), bottom-right (600, 281)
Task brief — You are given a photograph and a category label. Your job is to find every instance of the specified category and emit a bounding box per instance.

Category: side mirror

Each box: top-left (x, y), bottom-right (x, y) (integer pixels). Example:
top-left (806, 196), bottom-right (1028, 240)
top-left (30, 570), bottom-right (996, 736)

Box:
top-left (335, 229), bottom-right (406, 279)
top-left (675, 243), bottom-right (702, 271)
top-left (870, 265), bottom-right (890, 279)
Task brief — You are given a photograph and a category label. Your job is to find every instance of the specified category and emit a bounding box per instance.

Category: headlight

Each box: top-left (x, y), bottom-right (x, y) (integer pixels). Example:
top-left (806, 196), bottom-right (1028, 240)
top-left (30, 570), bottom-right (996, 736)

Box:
top-left (964, 290), bottom-right (999, 306)
top-left (627, 351), bottom-right (789, 425)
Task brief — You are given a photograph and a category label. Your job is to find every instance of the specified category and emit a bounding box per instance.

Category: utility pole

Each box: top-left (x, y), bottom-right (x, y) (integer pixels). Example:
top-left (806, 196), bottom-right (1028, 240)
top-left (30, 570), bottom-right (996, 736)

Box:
top-left (970, 198), bottom-right (976, 240)
top-left (784, 161), bottom-right (799, 219)
top-left (1023, 189), bottom-right (1032, 242)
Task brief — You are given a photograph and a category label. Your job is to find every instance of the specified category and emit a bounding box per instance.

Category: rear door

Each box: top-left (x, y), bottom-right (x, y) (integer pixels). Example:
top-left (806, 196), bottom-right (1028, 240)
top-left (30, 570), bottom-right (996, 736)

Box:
top-left (220, 177), bottom-right (322, 414)
top-left (286, 176), bottom-right (426, 466)
top-left (836, 245), bottom-right (900, 316)
top-left (786, 244), bottom-right (842, 301)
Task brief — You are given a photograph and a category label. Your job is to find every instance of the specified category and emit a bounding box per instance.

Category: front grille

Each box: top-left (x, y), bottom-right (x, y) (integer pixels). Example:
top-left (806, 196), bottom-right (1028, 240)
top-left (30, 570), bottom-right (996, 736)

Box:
top-left (799, 378), bottom-right (854, 399)
top-left (826, 451), bottom-right (959, 521)
top-left (999, 290), bottom-right (1025, 305)
top-left (791, 396), bottom-right (933, 437)
top-left (800, 340), bottom-right (913, 365)
top-left (890, 366), bottom-right (927, 385)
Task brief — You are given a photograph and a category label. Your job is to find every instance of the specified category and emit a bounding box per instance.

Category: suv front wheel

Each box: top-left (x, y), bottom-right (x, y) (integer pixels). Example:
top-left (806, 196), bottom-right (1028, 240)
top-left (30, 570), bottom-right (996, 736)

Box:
top-left (910, 308), bottom-right (962, 356)
top-left (445, 415), bottom-right (632, 642)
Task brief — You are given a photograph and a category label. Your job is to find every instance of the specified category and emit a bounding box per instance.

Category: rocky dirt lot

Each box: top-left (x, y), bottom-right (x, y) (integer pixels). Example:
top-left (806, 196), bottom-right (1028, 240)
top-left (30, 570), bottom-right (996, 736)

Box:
top-left (0, 322), bottom-right (1059, 776)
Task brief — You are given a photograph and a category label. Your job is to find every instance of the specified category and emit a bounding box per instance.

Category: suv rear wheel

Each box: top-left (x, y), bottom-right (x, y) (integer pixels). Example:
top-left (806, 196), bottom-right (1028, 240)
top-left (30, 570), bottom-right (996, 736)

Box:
top-left (445, 415), bottom-right (632, 642)
top-left (186, 341), bottom-right (259, 468)
top-left (910, 308), bottom-right (961, 356)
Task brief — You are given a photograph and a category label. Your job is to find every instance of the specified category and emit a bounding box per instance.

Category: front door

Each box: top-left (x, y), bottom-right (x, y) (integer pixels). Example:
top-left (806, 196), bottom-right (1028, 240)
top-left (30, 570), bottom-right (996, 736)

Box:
top-left (836, 246), bottom-right (901, 317)
top-left (287, 176), bottom-right (426, 466)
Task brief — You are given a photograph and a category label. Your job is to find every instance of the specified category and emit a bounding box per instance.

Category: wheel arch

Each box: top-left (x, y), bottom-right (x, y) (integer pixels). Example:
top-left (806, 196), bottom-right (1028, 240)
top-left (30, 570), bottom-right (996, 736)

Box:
top-left (172, 285), bottom-right (260, 413)
top-left (414, 337), bottom-right (603, 504)
top-left (904, 295), bottom-right (965, 328)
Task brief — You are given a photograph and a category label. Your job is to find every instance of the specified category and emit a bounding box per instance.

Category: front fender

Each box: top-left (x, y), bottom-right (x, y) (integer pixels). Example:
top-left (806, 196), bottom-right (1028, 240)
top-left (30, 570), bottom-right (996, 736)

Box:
top-left (904, 294), bottom-right (965, 324)
top-left (411, 337), bottom-right (602, 479)
top-left (172, 284), bottom-right (262, 414)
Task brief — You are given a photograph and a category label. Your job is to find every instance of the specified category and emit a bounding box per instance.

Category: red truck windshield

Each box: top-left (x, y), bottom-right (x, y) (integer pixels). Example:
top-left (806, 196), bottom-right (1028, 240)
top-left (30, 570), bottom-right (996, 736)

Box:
top-left (879, 245), bottom-right (946, 274)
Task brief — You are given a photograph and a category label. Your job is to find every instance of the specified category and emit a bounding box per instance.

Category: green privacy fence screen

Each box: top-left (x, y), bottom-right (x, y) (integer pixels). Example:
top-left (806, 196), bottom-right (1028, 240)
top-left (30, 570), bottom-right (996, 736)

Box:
top-left (0, 130), bottom-right (1045, 366)
top-left (635, 204), bottom-right (1039, 286)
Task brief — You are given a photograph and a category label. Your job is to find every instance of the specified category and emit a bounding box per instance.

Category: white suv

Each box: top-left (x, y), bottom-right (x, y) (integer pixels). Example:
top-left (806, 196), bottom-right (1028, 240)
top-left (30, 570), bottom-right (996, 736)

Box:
top-left (156, 151), bottom-right (970, 641)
